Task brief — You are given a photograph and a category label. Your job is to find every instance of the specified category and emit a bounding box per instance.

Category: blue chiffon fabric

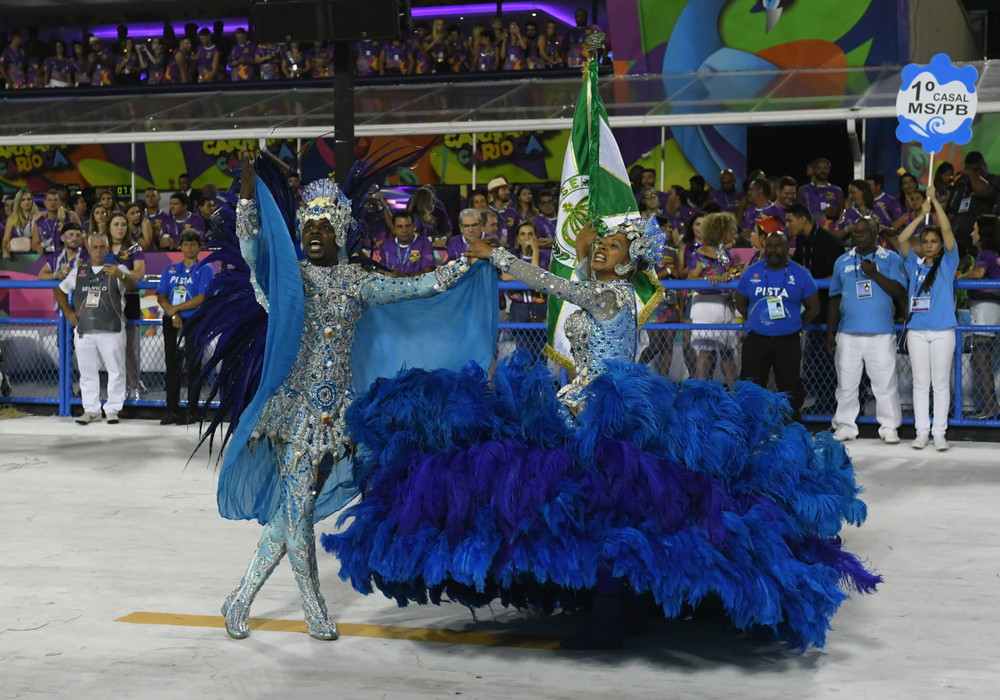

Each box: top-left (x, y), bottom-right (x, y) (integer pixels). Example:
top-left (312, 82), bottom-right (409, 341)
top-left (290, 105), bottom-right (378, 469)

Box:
top-left (323, 356), bottom-right (881, 651)
top-left (216, 176), bottom-right (499, 525)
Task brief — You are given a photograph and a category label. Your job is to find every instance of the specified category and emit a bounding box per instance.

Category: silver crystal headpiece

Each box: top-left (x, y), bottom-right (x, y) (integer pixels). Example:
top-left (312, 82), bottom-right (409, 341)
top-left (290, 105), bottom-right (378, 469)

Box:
top-left (295, 178), bottom-right (355, 248)
top-left (608, 215), bottom-right (667, 276)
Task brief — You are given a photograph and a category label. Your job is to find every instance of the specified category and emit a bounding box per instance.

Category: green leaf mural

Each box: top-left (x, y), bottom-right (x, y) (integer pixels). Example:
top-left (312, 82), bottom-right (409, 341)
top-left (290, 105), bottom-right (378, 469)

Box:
top-left (637, 0), bottom-right (690, 54)
top-left (76, 159), bottom-right (152, 189)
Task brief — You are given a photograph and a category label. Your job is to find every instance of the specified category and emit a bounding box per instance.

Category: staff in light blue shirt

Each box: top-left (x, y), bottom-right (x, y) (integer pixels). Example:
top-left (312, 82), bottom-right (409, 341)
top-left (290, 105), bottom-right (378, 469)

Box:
top-left (898, 187), bottom-right (958, 451)
top-left (826, 217), bottom-right (908, 444)
top-left (735, 231), bottom-right (819, 421)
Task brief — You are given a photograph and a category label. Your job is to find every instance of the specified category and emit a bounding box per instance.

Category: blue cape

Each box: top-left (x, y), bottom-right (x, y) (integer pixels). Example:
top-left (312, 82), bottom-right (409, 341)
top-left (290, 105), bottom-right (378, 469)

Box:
top-left (217, 174), bottom-right (498, 525)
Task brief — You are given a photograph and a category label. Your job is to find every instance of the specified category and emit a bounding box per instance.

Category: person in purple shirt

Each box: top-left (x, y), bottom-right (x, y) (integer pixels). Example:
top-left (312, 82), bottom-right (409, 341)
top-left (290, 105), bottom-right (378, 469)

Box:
top-left (160, 192), bottom-right (206, 250)
top-left (354, 39), bottom-right (382, 76)
top-left (561, 8), bottom-right (598, 67)
top-left (710, 168), bottom-right (744, 213)
top-left (87, 37), bottom-right (116, 86)
top-left (799, 158), bottom-right (843, 218)
top-left (228, 29), bottom-right (256, 81)
top-left (838, 179), bottom-right (894, 245)
top-left (307, 41), bottom-right (335, 78)
top-left (255, 43), bottom-right (283, 81)
top-left (866, 171), bottom-right (904, 222)
top-left (44, 40), bottom-right (73, 87)
top-left (741, 177), bottom-right (786, 241)
top-left (0, 32), bottom-right (26, 89)
top-left (143, 188), bottom-right (171, 242)
top-left (197, 29), bottom-right (222, 82)
top-left (474, 30), bottom-right (499, 72)
top-left (38, 223), bottom-right (89, 282)
top-left (503, 221), bottom-right (552, 358)
top-left (637, 169), bottom-right (668, 210)
top-left (532, 188), bottom-right (558, 247)
top-left (487, 176), bottom-right (520, 247)
top-left (959, 215), bottom-right (1000, 418)
top-left (380, 210), bottom-right (435, 276)
top-left (446, 208), bottom-right (486, 261)
top-left (381, 39), bottom-right (414, 75)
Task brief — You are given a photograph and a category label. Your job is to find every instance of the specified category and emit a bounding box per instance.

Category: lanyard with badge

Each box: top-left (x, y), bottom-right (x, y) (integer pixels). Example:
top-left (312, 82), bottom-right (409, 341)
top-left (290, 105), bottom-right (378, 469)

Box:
top-left (910, 262), bottom-right (934, 313)
top-left (763, 264), bottom-right (788, 320)
top-left (854, 251), bottom-right (875, 299)
top-left (171, 264), bottom-right (194, 306)
top-left (85, 268), bottom-right (107, 309)
top-left (396, 243), bottom-right (411, 269)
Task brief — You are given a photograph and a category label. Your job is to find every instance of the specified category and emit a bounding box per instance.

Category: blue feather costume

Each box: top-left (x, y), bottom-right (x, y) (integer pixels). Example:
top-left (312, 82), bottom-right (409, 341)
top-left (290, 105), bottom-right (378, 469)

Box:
top-left (323, 244), bottom-right (881, 651)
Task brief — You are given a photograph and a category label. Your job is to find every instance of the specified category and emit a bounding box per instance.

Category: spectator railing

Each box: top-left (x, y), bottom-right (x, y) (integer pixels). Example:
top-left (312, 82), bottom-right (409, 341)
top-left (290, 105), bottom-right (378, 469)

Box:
top-left (3, 278), bottom-right (999, 429)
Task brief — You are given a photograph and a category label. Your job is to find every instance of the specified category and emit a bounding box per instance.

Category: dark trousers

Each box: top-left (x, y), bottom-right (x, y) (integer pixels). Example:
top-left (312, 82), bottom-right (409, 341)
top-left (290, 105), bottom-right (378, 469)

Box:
top-left (163, 319), bottom-right (201, 415)
top-left (740, 330), bottom-right (804, 422)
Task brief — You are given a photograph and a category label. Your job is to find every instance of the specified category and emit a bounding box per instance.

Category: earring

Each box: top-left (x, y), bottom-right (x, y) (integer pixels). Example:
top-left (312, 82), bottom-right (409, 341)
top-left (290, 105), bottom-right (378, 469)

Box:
top-left (614, 262), bottom-right (633, 277)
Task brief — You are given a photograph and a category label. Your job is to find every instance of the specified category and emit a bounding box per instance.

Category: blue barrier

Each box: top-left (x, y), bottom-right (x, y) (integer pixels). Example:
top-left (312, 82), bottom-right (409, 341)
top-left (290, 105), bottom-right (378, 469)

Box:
top-left (2, 278), bottom-right (999, 428)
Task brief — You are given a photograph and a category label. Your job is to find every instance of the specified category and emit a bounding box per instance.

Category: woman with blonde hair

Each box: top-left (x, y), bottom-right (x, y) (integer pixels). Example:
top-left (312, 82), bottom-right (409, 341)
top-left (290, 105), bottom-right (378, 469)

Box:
top-left (124, 201), bottom-right (155, 251)
top-left (408, 185), bottom-right (451, 246)
top-left (686, 211), bottom-right (741, 385)
top-left (2, 189), bottom-right (40, 258)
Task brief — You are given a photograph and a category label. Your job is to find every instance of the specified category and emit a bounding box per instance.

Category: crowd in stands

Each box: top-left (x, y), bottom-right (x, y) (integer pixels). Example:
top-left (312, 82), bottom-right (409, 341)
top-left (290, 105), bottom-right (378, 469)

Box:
top-left (3, 149), bottom-right (1000, 437)
top-left (0, 9), bottom-right (603, 89)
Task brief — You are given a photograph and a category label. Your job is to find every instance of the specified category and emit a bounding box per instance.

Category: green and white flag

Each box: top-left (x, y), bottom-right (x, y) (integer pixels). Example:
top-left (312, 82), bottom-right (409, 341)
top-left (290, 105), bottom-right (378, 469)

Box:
top-left (544, 55), bottom-right (663, 371)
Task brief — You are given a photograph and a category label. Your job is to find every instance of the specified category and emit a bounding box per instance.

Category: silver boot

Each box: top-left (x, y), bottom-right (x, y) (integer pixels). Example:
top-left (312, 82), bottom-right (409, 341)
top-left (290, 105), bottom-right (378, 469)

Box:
top-left (286, 493), bottom-right (338, 640)
top-left (223, 519), bottom-right (286, 639)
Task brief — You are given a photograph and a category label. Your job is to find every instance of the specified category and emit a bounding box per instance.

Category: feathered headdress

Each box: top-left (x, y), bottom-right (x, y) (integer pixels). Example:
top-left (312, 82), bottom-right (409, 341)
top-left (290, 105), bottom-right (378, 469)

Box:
top-left (607, 215), bottom-right (667, 276)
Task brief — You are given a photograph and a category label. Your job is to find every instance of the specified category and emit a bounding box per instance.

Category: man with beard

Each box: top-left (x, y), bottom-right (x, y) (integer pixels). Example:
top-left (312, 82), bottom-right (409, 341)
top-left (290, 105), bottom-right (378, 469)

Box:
top-left (38, 222), bottom-right (89, 281)
top-left (709, 168), bottom-right (743, 213)
top-left (487, 176), bottom-right (520, 248)
top-left (799, 158), bottom-right (843, 218)
top-left (736, 231), bottom-right (819, 422)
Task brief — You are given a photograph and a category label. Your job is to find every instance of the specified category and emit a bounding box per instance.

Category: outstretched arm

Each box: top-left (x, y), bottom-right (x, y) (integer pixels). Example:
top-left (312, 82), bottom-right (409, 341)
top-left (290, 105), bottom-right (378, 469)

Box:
top-left (235, 148), bottom-right (268, 311)
top-left (483, 246), bottom-right (624, 321)
top-left (361, 258), bottom-right (471, 306)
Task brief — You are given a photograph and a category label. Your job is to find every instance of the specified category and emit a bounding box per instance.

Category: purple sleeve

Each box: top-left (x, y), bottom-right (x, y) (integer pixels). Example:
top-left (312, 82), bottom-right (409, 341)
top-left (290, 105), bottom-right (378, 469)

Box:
top-left (189, 213), bottom-right (207, 233)
top-left (977, 250), bottom-right (1000, 279)
top-left (418, 238), bottom-right (435, 270)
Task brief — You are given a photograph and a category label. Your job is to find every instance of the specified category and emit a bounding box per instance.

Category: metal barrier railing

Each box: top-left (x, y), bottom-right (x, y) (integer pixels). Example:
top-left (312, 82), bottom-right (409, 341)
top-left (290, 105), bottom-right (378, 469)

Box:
top-left (3, 277), bottom-right (999, 428)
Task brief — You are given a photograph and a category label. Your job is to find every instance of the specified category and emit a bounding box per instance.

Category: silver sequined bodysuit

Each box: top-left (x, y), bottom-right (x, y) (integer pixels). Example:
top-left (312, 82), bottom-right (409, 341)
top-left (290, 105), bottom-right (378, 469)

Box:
top-left (236, 199), bottom-right (469, 463)
top-left (489, 247), bottom-right (636, 408)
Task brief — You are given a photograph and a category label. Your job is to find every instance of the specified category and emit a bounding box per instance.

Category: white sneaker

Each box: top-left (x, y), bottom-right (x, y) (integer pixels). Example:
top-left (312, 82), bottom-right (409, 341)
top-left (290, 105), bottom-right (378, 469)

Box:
top-left (934, 436), bottom-right (949, 451)
top-left (880, 430), bottom-right (900, 444)
top-left (911, 434), bottom-right (929, 450)
top-left (75, 411), bottom-right (102, 425)
top-left (105, 412), bottom-right (119, 424)
top-left (832, 428), bottom-right (855, 443)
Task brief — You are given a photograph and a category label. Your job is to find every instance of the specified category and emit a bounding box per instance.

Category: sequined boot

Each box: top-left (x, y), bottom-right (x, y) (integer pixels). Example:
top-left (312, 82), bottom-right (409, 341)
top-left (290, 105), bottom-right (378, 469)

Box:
top-left (286, 494), bottom-right (338, 641)
top-left (223, 519), bottom-right (287, 639)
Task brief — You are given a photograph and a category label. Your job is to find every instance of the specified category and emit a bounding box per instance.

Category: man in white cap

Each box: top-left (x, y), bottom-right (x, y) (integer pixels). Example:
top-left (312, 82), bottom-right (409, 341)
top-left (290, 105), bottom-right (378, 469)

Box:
top-left (487, 176), bottom-right (520, 248)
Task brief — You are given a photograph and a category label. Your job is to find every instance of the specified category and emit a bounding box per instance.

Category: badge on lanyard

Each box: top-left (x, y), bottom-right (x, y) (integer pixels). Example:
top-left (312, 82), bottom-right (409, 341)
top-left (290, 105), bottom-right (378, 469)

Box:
top-left (766, 296), bottom-right (786, 319)
top-left (910, 296), bottom-right (931, 313)
top-left (856, 280), bottom-right (873, 299)
top-left (171, 284), bottom-right (188, 307)
top-left (959, 197), bottom-right (972, 213)
top-left (85, 289), bottom-right (101, 308)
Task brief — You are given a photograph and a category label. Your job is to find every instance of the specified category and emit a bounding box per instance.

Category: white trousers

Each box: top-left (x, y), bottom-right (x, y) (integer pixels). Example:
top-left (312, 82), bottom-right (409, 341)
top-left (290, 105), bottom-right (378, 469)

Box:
top-left (907, 328), bottom-right (956, 437)
top-left (75, 329), bottom-right (126, 414)
top-left (833, 332), bottom-right (902, 438)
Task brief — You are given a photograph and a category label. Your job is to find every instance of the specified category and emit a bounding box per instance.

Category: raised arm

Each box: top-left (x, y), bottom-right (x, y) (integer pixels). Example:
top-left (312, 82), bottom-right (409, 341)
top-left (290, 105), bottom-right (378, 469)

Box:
top-left (897, 198), bottom-right (928, 261)
top-left (234, 149), bottom-right (267, 311)
top-left (487, 246), bottom-right (625, 321)
top-left (927, 185), bottom-right (955, 253)
top-left (361, 257), bottom-right (470, 306)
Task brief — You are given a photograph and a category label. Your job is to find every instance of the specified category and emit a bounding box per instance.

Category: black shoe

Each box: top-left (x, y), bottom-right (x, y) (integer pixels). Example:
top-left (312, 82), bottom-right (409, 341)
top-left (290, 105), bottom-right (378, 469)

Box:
top-left (559, 595), bottom-right (625, 650)
top-left (160, 413), bottom-right (177, 425)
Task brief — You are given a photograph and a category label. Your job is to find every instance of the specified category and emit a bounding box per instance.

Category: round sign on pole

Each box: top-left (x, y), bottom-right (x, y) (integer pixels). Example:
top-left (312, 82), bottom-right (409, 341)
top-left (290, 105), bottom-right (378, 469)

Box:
top-left (895, 53), bottom-right (978, 155)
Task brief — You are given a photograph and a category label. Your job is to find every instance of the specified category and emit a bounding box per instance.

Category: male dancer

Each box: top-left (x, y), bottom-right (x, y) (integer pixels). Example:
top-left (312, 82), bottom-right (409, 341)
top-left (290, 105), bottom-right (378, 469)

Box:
top-left (218, 149), bottom-right (473, 640)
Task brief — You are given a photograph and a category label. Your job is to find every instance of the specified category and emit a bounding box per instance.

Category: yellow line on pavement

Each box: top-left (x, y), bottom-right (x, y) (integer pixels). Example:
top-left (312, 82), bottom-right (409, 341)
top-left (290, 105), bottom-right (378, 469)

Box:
top-left (115, 611), bottom-right (560, 650)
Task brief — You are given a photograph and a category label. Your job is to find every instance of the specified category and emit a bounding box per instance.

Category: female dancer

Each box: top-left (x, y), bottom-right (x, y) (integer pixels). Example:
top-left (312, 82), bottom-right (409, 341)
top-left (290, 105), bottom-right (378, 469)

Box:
top-left (327, 215), bottom-right (880, 651)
